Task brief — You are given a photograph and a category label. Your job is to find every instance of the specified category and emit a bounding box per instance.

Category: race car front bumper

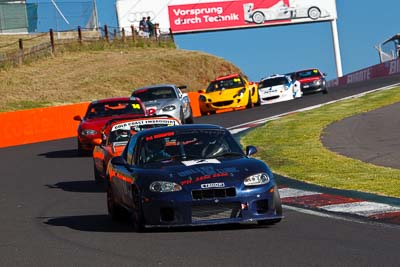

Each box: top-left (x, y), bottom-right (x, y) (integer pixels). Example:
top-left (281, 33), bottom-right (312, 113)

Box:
top-left (300, 82), bottom-right (325, 93)
top-left (259, 89), bottom-right (292, 104)
top-left (140, 184), bottom-right (282, 227)
top-left (77, 135), bottom-right (98, 152)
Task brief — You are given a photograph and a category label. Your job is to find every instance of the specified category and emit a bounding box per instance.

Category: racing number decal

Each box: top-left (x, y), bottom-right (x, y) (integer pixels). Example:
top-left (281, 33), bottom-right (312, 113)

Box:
top-left (131, 103), bottom-right (141, 109)
top-left (145, 131), bottom-right (175, 141)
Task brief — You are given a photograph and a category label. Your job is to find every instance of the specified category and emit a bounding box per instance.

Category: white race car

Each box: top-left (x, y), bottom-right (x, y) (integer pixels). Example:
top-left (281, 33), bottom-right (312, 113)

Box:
top-left (257, 74), bottom-right (302, 104)
top-left (244, 1), bottom-right (330, 24)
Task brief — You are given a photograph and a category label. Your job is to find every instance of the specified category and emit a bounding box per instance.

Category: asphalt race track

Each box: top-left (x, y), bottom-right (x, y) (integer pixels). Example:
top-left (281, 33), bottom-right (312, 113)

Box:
top-left (1, 75), bottom-right (400, 266)
top-left (322, 102), bottom-right (400, 169)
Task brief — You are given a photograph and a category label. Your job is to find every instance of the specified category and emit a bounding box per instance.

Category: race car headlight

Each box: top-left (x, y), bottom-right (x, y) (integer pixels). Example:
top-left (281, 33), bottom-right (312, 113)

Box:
top-left (149, 181), bottom-right (182, 192)
top-left (233, 88), bottom-right (246, 98)
top-left (244, 173), bottom-right (270, 186)
top-left (81, 129), bottom-right (98, 136)
top-left (162, 105), bottom-right (176, 112)
top-left (313, 80), bottom-right (322, 86)
top-left (199, 95), bottom-right (207, 102)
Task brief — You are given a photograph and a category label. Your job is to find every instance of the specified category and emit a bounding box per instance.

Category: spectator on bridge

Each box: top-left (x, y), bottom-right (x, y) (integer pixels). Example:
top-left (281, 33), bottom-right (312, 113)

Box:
top-left (139, 17), bottom-right (149, 38)
top-left (147, 16), bottom-right (154, 37)
top-left (154, 23), bottom-right (161, 39)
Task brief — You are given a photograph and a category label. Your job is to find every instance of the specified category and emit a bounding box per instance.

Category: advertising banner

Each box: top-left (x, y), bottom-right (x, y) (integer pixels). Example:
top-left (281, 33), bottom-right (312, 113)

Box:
top-left (116, 0), bottom-right (337, 34)
top-left (327, 58), bottom-right (400, 88)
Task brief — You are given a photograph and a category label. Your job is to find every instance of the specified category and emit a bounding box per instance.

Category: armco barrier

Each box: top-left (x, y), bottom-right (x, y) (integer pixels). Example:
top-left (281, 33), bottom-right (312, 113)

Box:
top-left (0, 92), bottom-right (201, 149)
top-left (327, 58), bottom-right (400, 87)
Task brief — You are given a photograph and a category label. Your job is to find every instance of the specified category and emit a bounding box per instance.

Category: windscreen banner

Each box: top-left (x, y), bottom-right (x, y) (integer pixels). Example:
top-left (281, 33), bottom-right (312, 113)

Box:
top-left (116, 0), bottom-right (337, 34)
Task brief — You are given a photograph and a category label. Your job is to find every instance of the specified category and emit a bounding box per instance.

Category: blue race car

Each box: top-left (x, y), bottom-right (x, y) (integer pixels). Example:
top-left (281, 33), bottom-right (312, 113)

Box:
top-left (106, 124), bottom-right (283, 231)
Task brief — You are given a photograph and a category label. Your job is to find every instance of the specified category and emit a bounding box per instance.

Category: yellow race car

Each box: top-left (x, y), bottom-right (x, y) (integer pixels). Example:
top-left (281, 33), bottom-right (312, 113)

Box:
top-left (198, 73), bottom-right (259, 115)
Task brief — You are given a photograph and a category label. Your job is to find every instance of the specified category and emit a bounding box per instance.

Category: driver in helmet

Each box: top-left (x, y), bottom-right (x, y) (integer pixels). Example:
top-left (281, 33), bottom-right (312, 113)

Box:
top-left (115, 129), bottom-right (130, 142)
top-left (144, 138), bottom-right (170, 163)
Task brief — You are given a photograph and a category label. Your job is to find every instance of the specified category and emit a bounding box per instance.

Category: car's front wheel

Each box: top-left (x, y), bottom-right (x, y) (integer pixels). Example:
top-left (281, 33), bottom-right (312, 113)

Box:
top-left (255, 92), bottom-right (261, 106)
top-left (246, 92), bottom-right (254, 109)
top-left (252, 11), bottom-right (265, 24)
top-left (308, 7), bottom-right (321, 20)
top-left (200, 110), bottom-right (208, 116)
top-left (179, 107), bottom-right (185, 124)
top-left (77, 140), bottom-right (85, 156)
top-left (107, 185), bottom-right (127, 221)
top-left (131, 188), bottom-right (145, 232)
top-left (185, 107), bottom-right (194, 124)
top-left (93, 162), bottom-right (102, 183)
top-left (257, 186), bottom-right (282, 225)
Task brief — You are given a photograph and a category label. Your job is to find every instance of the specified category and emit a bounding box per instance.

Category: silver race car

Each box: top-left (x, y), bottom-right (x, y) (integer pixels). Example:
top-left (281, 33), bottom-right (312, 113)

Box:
top-left (131, 84), bottom-right (194, 124)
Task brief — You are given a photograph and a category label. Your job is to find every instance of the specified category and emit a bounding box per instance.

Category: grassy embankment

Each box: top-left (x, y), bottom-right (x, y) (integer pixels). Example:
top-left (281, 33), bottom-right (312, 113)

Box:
top-left (0, 34), bottom-right (241, 112)
top-left (242, 87), bottom-right (400, 198)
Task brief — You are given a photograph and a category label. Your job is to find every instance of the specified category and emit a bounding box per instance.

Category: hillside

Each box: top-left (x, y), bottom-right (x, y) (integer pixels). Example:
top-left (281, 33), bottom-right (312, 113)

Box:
top-left (0, 46), bottom-right (241, 112)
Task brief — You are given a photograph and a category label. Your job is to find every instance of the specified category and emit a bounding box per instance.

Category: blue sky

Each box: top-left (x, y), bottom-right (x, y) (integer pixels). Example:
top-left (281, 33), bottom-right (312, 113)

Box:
top-left (97, 0), bottom-right (399, 81)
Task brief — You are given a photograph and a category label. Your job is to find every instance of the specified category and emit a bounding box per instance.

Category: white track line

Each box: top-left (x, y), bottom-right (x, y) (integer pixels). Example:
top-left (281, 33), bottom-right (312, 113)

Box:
top-left (278, 188), bottom-right (322, 198)
top-left (320, 202), bottom-right (400, 217)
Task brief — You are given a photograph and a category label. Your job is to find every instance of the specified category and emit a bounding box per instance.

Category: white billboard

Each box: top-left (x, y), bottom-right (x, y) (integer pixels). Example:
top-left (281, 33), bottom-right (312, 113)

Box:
top-left (116, 0), bottom-right (337, 34)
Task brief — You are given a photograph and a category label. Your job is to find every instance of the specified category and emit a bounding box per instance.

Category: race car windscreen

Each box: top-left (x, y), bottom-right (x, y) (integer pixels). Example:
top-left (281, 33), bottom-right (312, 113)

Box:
top-left (295, 70), bottom-right (321, 79)
top-left (206, 77), bottom-right (244, 93)
top-left (258, 77), bottom-right (289, 88)
top-left (140, 129), bottom-right (244, 164)
top-left (85, 100), bottom-right (144, 119)
top-left (132, 87), bottom-right (177, 101)
top-left (109, 122), bottom-right (176, 143)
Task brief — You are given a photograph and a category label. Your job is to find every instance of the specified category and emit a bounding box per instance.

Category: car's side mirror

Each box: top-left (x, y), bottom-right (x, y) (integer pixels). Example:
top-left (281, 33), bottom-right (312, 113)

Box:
top-left (111, 156), bottom-right (129, 168)
top-left (178, 85), bottom-right (187, 91)
top-left (246, 145), bottom-right (257, 157)
top-left (73, 115), bottom-right (82, 121)
top-left (198, 89), bottom-right (205, 94)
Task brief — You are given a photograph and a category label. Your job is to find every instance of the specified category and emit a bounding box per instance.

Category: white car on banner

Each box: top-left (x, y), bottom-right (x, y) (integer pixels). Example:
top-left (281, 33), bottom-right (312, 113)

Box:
top-left (257, 74), bottom-right (302, 104)
top-left (244, 0), bottom-right (330, 24)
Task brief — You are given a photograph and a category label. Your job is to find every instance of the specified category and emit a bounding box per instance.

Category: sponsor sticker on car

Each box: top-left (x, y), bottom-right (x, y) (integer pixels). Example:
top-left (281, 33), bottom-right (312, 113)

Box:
top-left (182, 159), bottom-right (221, 166)
top-left (201, 182), bottom-right (225, 189)
top-left (146, 106), bottom-right (157, 115)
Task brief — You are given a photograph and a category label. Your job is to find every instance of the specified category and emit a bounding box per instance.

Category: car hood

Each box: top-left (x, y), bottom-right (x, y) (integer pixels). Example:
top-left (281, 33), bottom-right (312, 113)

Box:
top-left (137, 157), bottom-right (270, 188)
top-left (259, 84), bottom-right (286, 91)
top-left (202, 88), bottom-right (245, 99)
top-left (80, 114), bottom-right (144, 131)
top-left (143, 99), bottom-right (177, 109)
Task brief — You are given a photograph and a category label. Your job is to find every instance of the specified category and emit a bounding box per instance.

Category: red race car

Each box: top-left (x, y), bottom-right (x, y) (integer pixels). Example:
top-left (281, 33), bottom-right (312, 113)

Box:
top-left (290, 68), bottom-right (328, 94)
top-left (73, 97), bottom-right (146, 155)
top-left (92, 115), bottom-right (180, 182)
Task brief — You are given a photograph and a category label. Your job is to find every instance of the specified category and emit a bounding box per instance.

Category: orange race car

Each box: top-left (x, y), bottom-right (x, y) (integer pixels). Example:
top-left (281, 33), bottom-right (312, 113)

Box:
top-left (198, 73), bottom-right (259, 115)
top-left (92, 115), bottom-right (180, 183)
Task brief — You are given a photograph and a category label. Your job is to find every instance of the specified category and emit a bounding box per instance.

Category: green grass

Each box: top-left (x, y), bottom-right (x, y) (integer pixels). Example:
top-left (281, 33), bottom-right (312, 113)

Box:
top-left (2, 100), bottom-right (53, 112)
top-left (241, 87), bottom-right (400, 198)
